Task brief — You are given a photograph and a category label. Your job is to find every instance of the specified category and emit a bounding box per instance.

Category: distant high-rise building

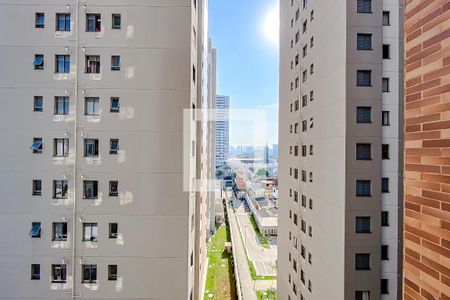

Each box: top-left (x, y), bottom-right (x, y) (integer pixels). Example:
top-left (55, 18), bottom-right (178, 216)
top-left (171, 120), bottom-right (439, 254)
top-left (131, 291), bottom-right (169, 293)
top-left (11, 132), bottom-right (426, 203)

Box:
top-left (403, 1), bottom-right (450, 300)
top-left (0, 1), bottom-right (214, 299)
top-left (273, 144), bottom-right (279, 160)
top-left (264, 141), bottom-right (270, 164)
top-left (278, 0), bottom-right (403, 299)
top-left (215, 95), bottom-right (230, 167)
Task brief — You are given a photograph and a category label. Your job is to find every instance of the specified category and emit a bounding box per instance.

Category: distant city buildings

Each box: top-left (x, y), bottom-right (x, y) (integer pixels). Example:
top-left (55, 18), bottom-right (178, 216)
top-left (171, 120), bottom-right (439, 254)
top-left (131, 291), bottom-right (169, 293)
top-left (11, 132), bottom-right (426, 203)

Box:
top-left (215, 95), bottom-right (230, 168)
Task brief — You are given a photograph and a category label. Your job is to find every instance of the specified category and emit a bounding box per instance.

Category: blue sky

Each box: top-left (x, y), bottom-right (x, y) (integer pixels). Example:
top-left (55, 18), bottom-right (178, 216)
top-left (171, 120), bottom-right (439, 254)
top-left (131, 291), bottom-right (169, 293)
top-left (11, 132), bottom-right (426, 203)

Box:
top-left (209, 0), bottom-right (279, 146)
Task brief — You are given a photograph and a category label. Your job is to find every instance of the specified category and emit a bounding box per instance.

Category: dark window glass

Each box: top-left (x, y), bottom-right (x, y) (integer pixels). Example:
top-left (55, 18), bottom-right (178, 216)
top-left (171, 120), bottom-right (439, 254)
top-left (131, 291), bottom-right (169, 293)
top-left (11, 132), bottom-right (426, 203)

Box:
top-left (355, 253), bottom-right (371, 270)
top-left (356, 143), bottom-right (371, 160)
top-left (112, 14), bottom-right (121, 29)
top-left (382, 177), bottom-right (389, 193)
top-left (56, 13), bottom-right (71, 31)
top-left (357, 34), bottom-right (372, 50)
top-left (83, 180), bottom-right (98, 199)
top-left (357, 107), bottom-right (371, 123)
top-left (109, 223), bottom-right (118, 238)
top-left (32, 180), bottom-right (42, 196)
top-left (82, 264), bottom-right (97, 283)
top-left (108, 265), bottom-right (118, 280)
top-left (357, 0), bottom-right (372, 13)
top-left (31, 264), bottom-right (40, 280)
top-left (381, 245), bottom-right (389, 260)
top-left (35, 13), bottom-right (45, 28)
top-left (356, 217), bottom-right (371, 233)
top-left (382, 144), bottom-right (390, 159)
top-left (86, 14), bottom-right (101, 32)
top-left (34, 96), bottom-right (43, 112)
top-left (356, 180), bottom-right (371, 196)
top-left (51, 264), bottom-right (67, 283)
top-left (381, 279), bottom-right (389, 294)
top-left (383, 44), bottom-right (390, 59)
top-left (33, 54), bottom-right (44, 70)
top-left (381, 211), bottom-right (389, 226)
top-left (383, 11), bottom-right (390, 26)
top-left (357, 70), bottom-right (371, 86)
top-left (55, 55), bottom-right (70, 73)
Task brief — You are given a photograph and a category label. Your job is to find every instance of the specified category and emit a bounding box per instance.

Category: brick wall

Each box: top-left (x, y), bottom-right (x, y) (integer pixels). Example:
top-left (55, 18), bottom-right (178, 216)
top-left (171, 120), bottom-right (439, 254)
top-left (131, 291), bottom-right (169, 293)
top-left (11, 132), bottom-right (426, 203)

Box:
top-left (404, 0), bottom-right (450, 299)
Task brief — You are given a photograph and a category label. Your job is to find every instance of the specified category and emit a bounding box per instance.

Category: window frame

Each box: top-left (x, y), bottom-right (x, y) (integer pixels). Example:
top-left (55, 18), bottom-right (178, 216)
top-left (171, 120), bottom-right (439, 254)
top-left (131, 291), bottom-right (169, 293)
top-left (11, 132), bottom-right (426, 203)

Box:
top-left (109, 223), bottom-right (118, 238)
top-left (53, 179), bottom-right (68, 199)
top-left (32, 179), bottom-right (42, 196)
top-left (34, 96), bottom-right (43, 112)
top-left (82, 264), bottom-right (97, 284)
top-left (51, 264), bottom-right (67, 283)
top-left (110, 139), bottom-right (119, 154)
top-left (31, 264), bottom-right (40, 280)
top-left (356, 143), bottom-right (372, 160)
top-left (35, 13), bottom-right (45, 28)
top-left (33, 54), bottom-right (44, 70)
top-left (55, 55), bottom-right (70, 73)
top-left (111, 55), bottom-right (121, 71)
top-left (355, 253), bottom-right (371, 270)
top-left (84, 139), bottom-right (99, 157)
top-left (357, 70), bottom-right (372, 87)
top-left (84, 97), bottom-right (100, 116)
top-left (82, 222), bottom-right (98, 242)
top-left (112, 14), bottom-right (121, 29)
top-left (83, 180), bottom-right (98, 199)
top-left (52, 222), bottom-right (68, 241)
top-left (56, 13), bottom-right (71, 32)
top-left (357, 33), bottom-right (372, 50)
top-left (109, 180), bottom-right (119, 196)
top-left (54, 96), bottom-right (70, 115)
top-left (53, 138), bottom-right (69, 157)
top-left (357, 0), bottom-right (372, 13)
top-left (85, 55), bottom-right (101, 74)
top-left (86, 13), bottom-right (101, 32)
top-left (356, 180), bottom-right (371, 197)
top-left (356, 106), bottom-right (372, 123)
top-left (108, 265), bottom-right (118, 280)
top-left (355, 216), bottom-right (371, 233)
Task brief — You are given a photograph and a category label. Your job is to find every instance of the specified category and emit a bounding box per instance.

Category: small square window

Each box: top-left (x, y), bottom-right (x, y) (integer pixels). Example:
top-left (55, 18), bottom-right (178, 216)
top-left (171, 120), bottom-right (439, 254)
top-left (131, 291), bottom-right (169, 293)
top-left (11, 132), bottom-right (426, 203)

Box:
top-left (86, 13), bottom-right (101, 32)
top-left (30, 222), bottom-right (41, 238)
top-left (55, 55), bottom-right (70, 73)
top-left (34, 96), bottom-right (43, 112)
top-left (31, 264), bottom-right (40, 280)
top-left (54, 96), bottom-right (70, 115)
top-left (357, 70), bottom-right (371, 86)
top-left (356, 143), bottom-right (371, 160)
top-left (83, 180), bottom-right (98, 199)
top-left (108, 265), bottom-right (118, 280)
top-left (53, 180), bottom-right (68, 199)
top-left (31, 138), bottom-right (43, 154)
top-left (111, 55), bottom-right (121, 71)
top-left (109, 181), bottom-right (118, 196)
top-left (110, 97), bottom-right (120, 112)
top-left (82, 264), bottom-right (97, 284)
top-left (109, 223), bottom-right (118, 238)
top-left (357, 106), bottom-right (371, 123)
top-left (56, 13), bottom-right (71, 32)
top-left (112, 14), bottom-right (121, 29)
top-left (355, 253), bottom-right (371, 270)
top-left (110, 139), bottom-right (119, 154)
top-left (86, 55), bottom-right (101, 73)
top-left (357, 34), bottom-right (372, 50)
top-left (356, 180), bottom-right (371, 196)
top-left (51, 264), bottom-right (67, 283)
top-left (357, 0), bottom-right (372, 13)
top-left (83, 223), bottom-right (98, 242)
top-left (84, 139), bottom-right (99, 157)
top-left (52, 222), bottom-right (67, 241)
top-left (355, 217), bottom-right (371, 233)
top-left (35, 13), bottom-right (45, 28)
top-left (33, 54), bottom-right (44, 70)
top-left (32, 180), bottom-right (42, 196)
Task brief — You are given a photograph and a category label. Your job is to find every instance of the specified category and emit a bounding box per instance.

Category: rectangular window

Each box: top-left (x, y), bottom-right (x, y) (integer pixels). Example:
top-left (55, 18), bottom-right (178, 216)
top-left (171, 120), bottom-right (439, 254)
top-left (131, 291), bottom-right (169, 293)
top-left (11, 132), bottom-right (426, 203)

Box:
top-left (33, 54), bottom-right (44, 70)
top-left (108, 265), bottom-right (118, 280)
top-left (109, 181), bottom-right (118, 196)
top-left (52, 222), bottom-right (67, 241)
top-left (309, 145), bottom-right (313, 155)
top-left (381, 279), bottom-right (389, 294)
top-left (31, 264), bottom-right (40, 280)
top-left (382, 177), bottom-right (389, 193)
top-left (32, 138), bottom-right (43, 154)
top-left (55, 55), bottom-right (70, 73)
top-left (35, 13), bottom-right (45, 28)
top-left (29, 222), bottom-right (41, 238)
top-left (83, 181), bottom-right (98, 199)
top-left (302, 95), bottom-right (307, 107)
top-left (310, 63), bottom-right (314, 74)
top-left (309, 198), bottom-right (313, 209)
top-left (357, 0), bottom-right (372, 13)
top-left (112, 14), bottom-right (121, 29)
top-left (111, 55), bottom-right (121, 71)
top-left (381, 245), bottom-right (389, 260)
top-left (382, 111), bottom-right (390, 126)
top-left (381, 211), bottom-right (389, 226)
top-left (86, 14), bottom-right (101, 32)
top-left (310, 90), bottom-right (314, 101)
top-left (356, 180), bottom-right (371, 196)
top-left (301, 195), bottom-right (306, 207)
top-left (382, 144), bottom-right (390, 159)
top-left (85, 97), bottom-right (99, 116)
top-left (109, 223), bottom-right (118, 238)
top-left (85, 55), bottom-right (100, 73)
top-left (32, 180), bottom-right (42, 196)
top-left (310, 36), bottom-right (314, 48)
top-left (383, 44), bottom-right (390, 59)
top-left (110, 139), bottom-right (119, 154)
top-left (302, 145), bottom-right (307, 157)
top-left (357, 107), bottom-right (371, 123)
top-left (53, 180), bottom-right (68, 199)
top-left (383, 11), bottom-right (390, 26)
top-left (357, 70), bottom-right (371, 86)
top-left (82, 264), bottom-right (97, 283)
top-left (302, 20), bottom-right (307, 33)
top-left (56, 13), bottom-right (71, 31)
top-left (355, 217), bottom-right (371, 233)
top-left (34, 96), bottom-right (43, 112)
top-left (82, 223), bottom-right (98, 242)
top-left (84, 139), bottom-right (99, 157)
top-left (357, 34), bottom-right (372, 50)
top-left (302, 45), bottom-right (307, 57)
top-left (355, 253), bottom-right (371, 270)
top-left (356, 143), bottom-right (371, 160)
top-left (51, 264), bottom-right (67, 283)
top-left (355, 291), bottom-right (370, 300)
top-left (382, 78), bottom-right (390, 92)
top-left (54, 96), bottom-right (70, 115)
top-left (53, 138), bottom-right (69, 157)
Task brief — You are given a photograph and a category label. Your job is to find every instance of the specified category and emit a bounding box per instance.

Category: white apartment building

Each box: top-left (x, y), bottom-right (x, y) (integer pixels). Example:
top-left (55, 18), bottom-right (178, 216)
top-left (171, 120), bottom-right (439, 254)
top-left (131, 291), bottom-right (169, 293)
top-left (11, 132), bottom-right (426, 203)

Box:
top-left (215, 94), bottom-right (230, 168)
top-left (0, 1), bottom-right (214, 299)
top-left (278, 0), bottom-right (403, 299)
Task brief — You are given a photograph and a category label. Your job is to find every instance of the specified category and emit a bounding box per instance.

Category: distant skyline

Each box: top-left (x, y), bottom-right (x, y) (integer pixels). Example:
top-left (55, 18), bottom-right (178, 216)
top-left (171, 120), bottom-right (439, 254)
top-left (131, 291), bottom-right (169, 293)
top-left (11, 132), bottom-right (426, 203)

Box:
top-left (210, 0), bottom-right (279, 146)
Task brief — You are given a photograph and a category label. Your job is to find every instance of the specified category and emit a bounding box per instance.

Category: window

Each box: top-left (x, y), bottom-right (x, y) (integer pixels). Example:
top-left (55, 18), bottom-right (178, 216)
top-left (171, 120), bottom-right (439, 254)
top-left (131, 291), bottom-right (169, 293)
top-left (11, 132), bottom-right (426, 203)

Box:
top-left (310, 90), bottom-right (314, 101)
top-left (382, 144), bottom-right (390, 159)
top-left (31, 138), bottom-right (43, 154)
top-left (56, 13), bottom-right (70, 31)
top-left (302, 120), bottom-right (307, 132)
top-left (309, 145), bottom-right (313, 155)
top-left (381, 211), bottom-right (389, 226)
top-left (55, 55), bottom-right (70, 73)
top-left (310, 10), bottom-right (314, 21)
top-left (310, 63), bottom-right (314, 74)
top-left (32, 180), bottom-right (42, 196)
top-left (85, 97), bottom-right (99, 116)
top-left (309, 172), bottom-right (313, 182)
top-left (83, 223), bottom-right (98, 242)
top-left (111, 55), bottom-right (120, 71)
top-left (54, 138), bottom-right (69, 157)
top-left (33, 54), bottom-right (44, 70)
top-left (357, 70), bottom-right (371, 86)
top-left (301, 170), bottom-right (306, 182)
top-left (357, 107), bottom-right (371, 123)
top-left (383, 44), bottom-right (390, 59)
top-left (301, 195), bottom-right (306, 207)
top-left (382, 111), bottom-right (390, 126)
top-left (193, 65), bottom-right (196, 83)
top-left (302, 145), bottom-right (307, 157)
top-left (382, 177), bottom-right (389, 193)
top-left (53, 180), bottom-right (68, 199)
top-left (86, 56), bottom-right (100, 73)
top-left (34, 96), bottom-right (43, 112)
top-left (355, 253), bottom-right (371, 270)
top-left (110, 97), bottom-right (120, 112)
top-left (303, 45), bottom-right (308, 57)
top-left (109, 181), bottom-right (118, 196)
top-left (86, 14), bottom-right (101, 32)
top-left (302, 20), bottom-right (307, 33)
top-left (301, 220), bottom-right (306, 232)
top-left (382, 78), bottom-right (390, 92)
top-left (54, 96), bottom-right (69, 115)
top-left (31, 264), bottom-right (40, 280)
top-left (355, 291), bottom-right (370, 300)
top-left (383, 11), bottom-right (390, 26)
top-left (357, 0), bottom-right (372, 13)
top-left (295, 54), bottom-right (299, 66)
top-left (356, 143), bottom-right (371, 160)
top-left (381, 245), bottom-right (389, 260)
top-left (52, 222), bottom-right (67, 241)
top-left (355, 217), bottom-right (371, 233)
top-left (30, 222), bottom-right (41, 238)
top-left (84, 139), bottom-right (99, 157)
top-left (381, 279), bottom-right (389, 294)
top-left (110, 139), bottom-right (119, 154)
top-left (309, 118), bottom-right (314, 128)
top-left (51, 264), bottom-right (67, 283)
top-left (309, 198), bottom-right (313, 209)
top-left (302, 0), bottom-right (308, 9)
top-left (295, 8), bottom-right (300, 21)
top-left (112, 14), bottom-right (121, 29)
top-left (35, 13), bottom-right (45, 28)
top-left (83, 181), bottom-right (98, 199)
top-left (357, 34), bottom-right (372, 50)
top-left (108, 265), bottom-right (118, 280)
top-left (295, 31), bottom-right (299, 44)
top-left (302, 70), bottom-right (307, 82)
top-left (82, 264), bottom-right (97, 284)
top-left (356, 180), bottom-right (371, 196)
top-left (109, 223), bottom-right (118, 238)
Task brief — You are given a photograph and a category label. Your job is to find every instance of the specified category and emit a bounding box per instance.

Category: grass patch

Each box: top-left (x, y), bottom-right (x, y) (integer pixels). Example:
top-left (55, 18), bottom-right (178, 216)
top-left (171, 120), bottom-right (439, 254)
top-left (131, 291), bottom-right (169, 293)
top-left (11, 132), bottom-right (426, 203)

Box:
top-left (248, 214), bottom-right (270, 248)
top-left (257, 290), bottom-right (277, 299)
top-left (248, 259), bottom-right (277, 281)
top-left (205, 224), bottom-right (237, 300)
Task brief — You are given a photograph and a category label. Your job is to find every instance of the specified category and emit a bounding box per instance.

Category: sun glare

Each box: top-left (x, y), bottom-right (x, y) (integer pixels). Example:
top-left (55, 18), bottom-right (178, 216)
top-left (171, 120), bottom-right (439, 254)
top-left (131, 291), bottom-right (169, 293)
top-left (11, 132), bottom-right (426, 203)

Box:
top-left (262, 1), bottom-right (280, 47)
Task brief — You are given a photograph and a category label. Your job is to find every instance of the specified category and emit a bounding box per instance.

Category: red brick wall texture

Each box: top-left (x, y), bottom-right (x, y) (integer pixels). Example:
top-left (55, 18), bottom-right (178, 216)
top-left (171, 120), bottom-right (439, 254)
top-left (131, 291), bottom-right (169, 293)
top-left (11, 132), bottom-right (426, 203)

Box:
top-left (404, 0), bottom-right (450, 299)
